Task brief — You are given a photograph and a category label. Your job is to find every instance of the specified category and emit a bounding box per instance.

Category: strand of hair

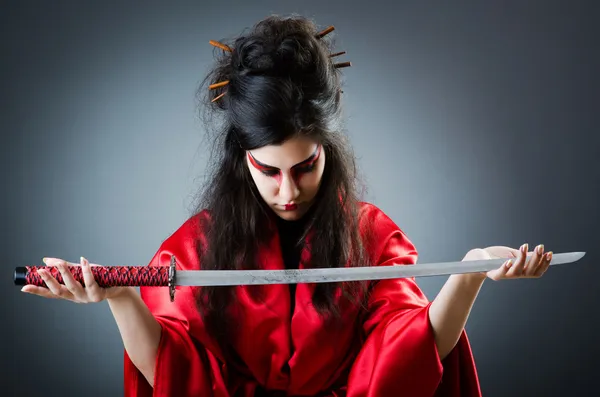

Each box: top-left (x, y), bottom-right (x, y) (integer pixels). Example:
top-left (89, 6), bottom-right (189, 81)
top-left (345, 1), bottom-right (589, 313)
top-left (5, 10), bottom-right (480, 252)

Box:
top-left (329, 51), bottom-right (346, 58)
top-left (316, 26), bottom-right (335, 38)
top-left (209, 40), bottom-right (232, 52)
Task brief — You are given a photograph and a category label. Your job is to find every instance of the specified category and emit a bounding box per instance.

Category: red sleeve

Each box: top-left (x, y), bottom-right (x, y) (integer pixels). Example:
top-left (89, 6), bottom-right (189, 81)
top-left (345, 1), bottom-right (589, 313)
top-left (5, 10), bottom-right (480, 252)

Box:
top-left (346, 205), bottom-right (481, 397)
top-left (123, 215), bottom-right (229, 397)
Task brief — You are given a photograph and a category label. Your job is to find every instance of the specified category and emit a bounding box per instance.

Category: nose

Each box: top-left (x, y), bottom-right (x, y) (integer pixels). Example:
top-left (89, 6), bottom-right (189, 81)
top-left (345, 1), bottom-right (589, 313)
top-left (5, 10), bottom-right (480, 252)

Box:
top-left (278, 173), bottom-right (300, 202)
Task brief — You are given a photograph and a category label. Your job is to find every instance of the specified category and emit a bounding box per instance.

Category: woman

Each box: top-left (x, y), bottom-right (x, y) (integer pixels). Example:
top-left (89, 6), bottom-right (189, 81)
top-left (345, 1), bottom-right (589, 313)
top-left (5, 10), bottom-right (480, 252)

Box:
top-left (22, 15), bottom-right (552, 397)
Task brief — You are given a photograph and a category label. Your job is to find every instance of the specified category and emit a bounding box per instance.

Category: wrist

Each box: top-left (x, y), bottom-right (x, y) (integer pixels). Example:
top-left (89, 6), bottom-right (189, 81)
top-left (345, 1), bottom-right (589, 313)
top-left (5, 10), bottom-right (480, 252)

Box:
top-left (453, 272), bottom-right (487, 286)
top-left (107, 287), bottom-right (137, 303)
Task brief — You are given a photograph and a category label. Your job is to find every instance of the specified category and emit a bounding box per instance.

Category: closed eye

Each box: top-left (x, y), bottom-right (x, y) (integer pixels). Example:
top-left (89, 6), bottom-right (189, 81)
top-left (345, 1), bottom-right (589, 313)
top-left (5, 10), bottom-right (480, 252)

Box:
top-left (293, 164), bottom-right (315, 174)
top-left (248, 144), bottom-right (321, 178)
top-left (261, 168), bottom-right (280, 176)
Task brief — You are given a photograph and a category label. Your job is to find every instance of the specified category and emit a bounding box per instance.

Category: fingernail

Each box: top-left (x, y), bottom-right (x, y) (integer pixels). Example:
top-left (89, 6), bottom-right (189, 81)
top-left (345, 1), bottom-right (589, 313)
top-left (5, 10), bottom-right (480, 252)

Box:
top-left (546, 251), bottom-right (553, 261)
top-left (520, 243), bottom-right (528, 252)
top-left (506, 259), bottom-right (513, 268)
top-left (537, 244), bottom-right (544, 255)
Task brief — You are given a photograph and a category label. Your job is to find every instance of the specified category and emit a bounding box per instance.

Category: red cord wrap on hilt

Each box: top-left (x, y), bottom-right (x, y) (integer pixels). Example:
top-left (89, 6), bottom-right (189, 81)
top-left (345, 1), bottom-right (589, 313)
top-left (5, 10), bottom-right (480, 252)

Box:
top-left (14, 255), bottom-right (179, 301)
top-left (22, 266), bottom-right (169, 287)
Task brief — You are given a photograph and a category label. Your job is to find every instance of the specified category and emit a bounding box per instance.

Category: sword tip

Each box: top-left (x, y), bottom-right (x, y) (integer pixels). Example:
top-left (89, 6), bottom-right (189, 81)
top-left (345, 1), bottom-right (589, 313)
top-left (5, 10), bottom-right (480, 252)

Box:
top-left (552, 251), bottom-right (586, 264)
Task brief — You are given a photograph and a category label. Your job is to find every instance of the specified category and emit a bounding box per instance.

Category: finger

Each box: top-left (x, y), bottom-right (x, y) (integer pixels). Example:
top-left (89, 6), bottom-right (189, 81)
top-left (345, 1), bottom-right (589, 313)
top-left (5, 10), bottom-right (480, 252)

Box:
top-left (507, 243), bottom-right (528, 277)
top-left (524, 244), bottom-right (545, 277)
top-left (42, 257), bottom-right (59, 267)
top-left (487, 259), bottom-right (513, 281)
top-left (532, 244), bottom-right (548, 276)
top-left (21, 285), bottom-right (61, 299)
top-left (534, 251), bottom-right (552, 277)
top-left (56, 261), bottom-right (87, 301)
top-left (37, 269), bottom-right (74, 300)
top-left (43, 257), bottom-right (79, 267)
top-left (80, 257), bottom-right (103, 302)
top-left (80, 257), bottom-right (98, 288)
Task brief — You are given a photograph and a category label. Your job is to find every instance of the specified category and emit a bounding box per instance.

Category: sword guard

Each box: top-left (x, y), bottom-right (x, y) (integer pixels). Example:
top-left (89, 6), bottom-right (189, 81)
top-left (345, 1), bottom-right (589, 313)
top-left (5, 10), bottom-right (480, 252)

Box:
top-left (168, 255), bottom-right (176, 302)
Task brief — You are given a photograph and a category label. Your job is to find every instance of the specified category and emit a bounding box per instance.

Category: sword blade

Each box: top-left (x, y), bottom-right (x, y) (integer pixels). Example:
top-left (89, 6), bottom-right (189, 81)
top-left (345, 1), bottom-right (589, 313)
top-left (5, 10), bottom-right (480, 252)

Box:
top-left (175, 251), bottom-right (585, 286)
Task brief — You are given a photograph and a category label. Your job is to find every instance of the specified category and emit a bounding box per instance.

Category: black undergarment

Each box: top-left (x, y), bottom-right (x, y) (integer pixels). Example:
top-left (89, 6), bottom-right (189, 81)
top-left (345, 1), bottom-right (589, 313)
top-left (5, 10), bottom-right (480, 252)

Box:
top-left (275, 215), bottom-right (310, 314)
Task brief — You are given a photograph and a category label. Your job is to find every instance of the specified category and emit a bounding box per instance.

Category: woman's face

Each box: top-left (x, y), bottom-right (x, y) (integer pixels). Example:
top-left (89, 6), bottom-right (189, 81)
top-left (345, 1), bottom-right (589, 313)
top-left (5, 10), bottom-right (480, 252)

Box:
top-left (246, 135), bottom-right (325, 221)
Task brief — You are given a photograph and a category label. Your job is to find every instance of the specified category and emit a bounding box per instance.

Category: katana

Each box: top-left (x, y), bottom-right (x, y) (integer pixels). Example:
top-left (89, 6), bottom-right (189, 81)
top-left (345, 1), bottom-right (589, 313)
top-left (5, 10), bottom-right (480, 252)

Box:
top-left (14, 251), bottom-right (585, 302)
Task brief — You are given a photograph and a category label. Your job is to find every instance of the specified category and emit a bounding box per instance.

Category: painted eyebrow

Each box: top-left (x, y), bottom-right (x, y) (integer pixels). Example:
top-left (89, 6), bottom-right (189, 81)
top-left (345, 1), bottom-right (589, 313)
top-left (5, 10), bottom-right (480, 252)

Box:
top-left (248, 145), bottom-right (321, 170)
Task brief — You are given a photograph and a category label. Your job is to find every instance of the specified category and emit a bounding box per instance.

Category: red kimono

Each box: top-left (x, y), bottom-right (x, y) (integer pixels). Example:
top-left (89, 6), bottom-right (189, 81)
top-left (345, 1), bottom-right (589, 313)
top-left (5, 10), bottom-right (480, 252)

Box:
top-left (124, 202), bottom-right (482, 396)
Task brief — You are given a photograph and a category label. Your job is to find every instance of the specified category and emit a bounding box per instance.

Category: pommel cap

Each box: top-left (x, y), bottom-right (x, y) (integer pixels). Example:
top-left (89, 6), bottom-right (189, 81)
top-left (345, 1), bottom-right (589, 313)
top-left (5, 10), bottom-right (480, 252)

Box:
top-left (14, 267), bottom-right (27, 285)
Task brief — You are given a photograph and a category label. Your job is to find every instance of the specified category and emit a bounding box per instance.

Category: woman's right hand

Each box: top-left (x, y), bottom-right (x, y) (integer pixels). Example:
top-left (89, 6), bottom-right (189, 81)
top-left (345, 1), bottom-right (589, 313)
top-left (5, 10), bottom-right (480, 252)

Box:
top-left (21, 256), bottom-right (130, 303)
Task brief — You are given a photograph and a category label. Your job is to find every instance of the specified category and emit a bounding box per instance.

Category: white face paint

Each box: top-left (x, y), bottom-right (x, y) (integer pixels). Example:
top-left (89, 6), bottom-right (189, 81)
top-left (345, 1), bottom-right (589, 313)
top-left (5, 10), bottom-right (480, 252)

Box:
top-left (246, 135), bottom-right (325, 221)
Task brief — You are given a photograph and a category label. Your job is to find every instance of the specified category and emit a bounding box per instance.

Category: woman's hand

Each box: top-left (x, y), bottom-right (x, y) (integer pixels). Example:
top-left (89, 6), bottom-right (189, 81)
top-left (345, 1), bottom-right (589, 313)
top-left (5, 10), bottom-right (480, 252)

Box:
top-left (429, 243), bottom-right (552, 360)
top-left (463, 243), bottom-right (553, 281)
top-left (21, 256), bottom-right (130, 302)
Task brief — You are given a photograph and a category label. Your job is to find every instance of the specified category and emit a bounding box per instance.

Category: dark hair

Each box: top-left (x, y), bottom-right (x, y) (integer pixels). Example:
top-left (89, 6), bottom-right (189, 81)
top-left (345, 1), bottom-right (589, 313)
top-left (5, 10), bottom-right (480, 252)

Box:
top-left (191, 15), bottom-right (371, 355)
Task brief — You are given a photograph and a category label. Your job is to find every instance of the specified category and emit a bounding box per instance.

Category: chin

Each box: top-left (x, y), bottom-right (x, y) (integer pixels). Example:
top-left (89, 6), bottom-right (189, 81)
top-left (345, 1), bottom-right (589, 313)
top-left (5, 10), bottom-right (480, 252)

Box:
top-left (275, 210), bottom-right (303, 221)
top-left (274, 206), bottom-right (307, 221)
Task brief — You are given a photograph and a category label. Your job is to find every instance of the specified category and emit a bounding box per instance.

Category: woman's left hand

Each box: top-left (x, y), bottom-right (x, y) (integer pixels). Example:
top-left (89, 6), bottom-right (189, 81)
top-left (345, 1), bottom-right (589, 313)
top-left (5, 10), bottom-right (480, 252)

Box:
top-left (462, 243), bottom-right (553, 281)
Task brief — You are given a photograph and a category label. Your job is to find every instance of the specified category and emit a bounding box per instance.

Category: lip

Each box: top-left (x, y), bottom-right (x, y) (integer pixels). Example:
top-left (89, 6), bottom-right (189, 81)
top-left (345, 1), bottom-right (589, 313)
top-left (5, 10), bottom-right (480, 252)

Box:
top-left (283, 203), bottom-right (298, 211)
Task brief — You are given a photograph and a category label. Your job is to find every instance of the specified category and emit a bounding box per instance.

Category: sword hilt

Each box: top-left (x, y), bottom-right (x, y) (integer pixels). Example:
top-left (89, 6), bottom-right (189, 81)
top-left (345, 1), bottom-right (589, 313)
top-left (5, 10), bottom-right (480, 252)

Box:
top-left (14, 255), bottom-right (179, 301)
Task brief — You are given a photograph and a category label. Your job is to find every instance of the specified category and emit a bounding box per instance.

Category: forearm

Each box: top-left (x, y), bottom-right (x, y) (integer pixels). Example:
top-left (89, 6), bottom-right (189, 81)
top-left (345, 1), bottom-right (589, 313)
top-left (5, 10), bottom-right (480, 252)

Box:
top-left (107, 287), bottom-right (162, 386)
top-left (428, 273), bottom-right (486, 360)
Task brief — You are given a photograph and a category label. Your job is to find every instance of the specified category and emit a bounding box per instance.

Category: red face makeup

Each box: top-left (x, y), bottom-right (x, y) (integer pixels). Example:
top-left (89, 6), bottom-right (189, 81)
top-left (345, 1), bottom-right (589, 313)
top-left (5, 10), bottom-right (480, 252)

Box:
top-left (247, 145), bottom-right (322, 186)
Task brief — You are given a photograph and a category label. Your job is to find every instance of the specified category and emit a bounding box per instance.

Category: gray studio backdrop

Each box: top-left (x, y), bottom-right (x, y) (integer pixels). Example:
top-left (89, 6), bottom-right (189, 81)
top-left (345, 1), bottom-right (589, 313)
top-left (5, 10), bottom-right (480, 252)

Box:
top-left (3, 1), bottom-right (598, 396)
